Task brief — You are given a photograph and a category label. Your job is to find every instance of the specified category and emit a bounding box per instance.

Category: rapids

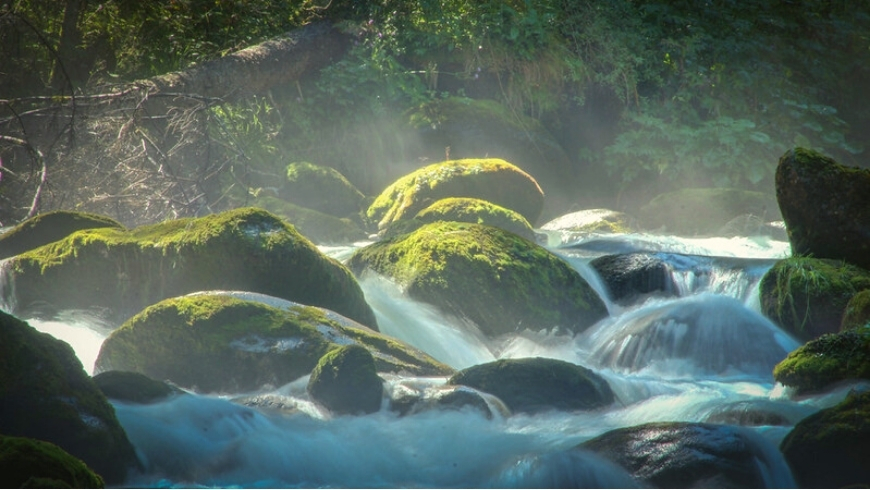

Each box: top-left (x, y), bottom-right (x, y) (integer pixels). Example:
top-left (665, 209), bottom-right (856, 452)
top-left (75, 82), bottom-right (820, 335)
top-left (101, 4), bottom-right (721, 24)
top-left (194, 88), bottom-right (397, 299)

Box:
top-left (6, 230), bottom-right (857, 487)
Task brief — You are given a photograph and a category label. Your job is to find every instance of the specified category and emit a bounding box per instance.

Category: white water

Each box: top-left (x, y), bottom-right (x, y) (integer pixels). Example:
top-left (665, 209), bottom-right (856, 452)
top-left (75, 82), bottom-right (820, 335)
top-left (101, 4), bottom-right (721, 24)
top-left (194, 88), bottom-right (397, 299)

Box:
top-left (5, 231), bottom-right (857, 488)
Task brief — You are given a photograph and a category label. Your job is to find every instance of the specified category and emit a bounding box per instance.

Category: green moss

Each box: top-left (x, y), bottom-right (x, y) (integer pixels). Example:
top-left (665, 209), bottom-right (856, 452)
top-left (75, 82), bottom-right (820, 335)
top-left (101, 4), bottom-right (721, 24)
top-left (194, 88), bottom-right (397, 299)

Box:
top-left (760, 256), bottom-right (870, 341)
top-left (842, 290), bottom-right (870, 330)
top-left (366, 158), bottom-right (544, 229)
top-left (348, 221), bottom-right (607, 337)
top-left (95, 294), bottom-right (451, 393)
top-left (8, 207), bottom-right (377, 328)
top-left (773, 327), bottom-right (870, 394)
top-left (0, 210), bottom-right (124, 261)
top-left (307, 344), bottom-right (383, 415)
top-left (415, 197), bottom-right (536, 241)
top-left (0, 435), bottom-right (105, 488)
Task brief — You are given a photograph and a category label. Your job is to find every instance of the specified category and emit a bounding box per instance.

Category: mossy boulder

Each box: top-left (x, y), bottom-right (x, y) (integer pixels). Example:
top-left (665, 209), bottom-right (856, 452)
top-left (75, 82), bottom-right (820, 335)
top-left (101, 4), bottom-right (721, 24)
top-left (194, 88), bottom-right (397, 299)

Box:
top-left (252, 195), bottom-right (368, 244)
top-left (280, 161), bottom-right (366, 221)
top-left (580, 422), bottom-right (785, 488)
top-left (307, 344), bottom-right (384, 416)
top-left (366, 158), bottom-right (545, 230)
top-left (776, 147), bottom-right (870, 270)
top-left (638, 188), bottom-right (779, 236)
top-left (0, 210), bottom-right (123, 261)
top-left (92, 371), bottom-right (183, 404)
top-left (94, 293), bottom-right (452, 393)
top-left (408, 97), bottom-right (576, 219)
top-left (842, 289), bottom-right (870, 330)
top-left (0, 434), bottom-right (105, 488)
top-left (773, 328), bottom-right (870, 395)
top-left (540, 208), bottom-right (635, 235)
top-left (414, 197), bottom-right (536, 241)
top-left (447, 357), bottom-right (614, 414)
top-left (5, 207), bottom-right (377, 328)
top-left (780, 390), bottom-right (870, 488)
top-left (759, 256), bottom-right (870, 341)
top-left (347, 221), bottom-right (608, 338)
top-left (0, 310), bottom-right (139, 485)
top-left (589, 253), bottom-right (677, 304)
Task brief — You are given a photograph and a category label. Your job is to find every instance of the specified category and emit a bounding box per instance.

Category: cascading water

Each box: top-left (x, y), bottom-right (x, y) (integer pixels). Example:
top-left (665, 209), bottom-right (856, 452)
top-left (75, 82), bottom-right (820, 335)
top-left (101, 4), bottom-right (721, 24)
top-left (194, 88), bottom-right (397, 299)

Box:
top-left (5, 229), bottom-right (854, 488)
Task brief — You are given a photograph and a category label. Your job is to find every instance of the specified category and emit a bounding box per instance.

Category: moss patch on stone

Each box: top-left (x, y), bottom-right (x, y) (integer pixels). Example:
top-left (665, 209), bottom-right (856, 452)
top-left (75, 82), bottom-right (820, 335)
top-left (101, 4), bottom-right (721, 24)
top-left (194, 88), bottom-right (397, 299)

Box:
top-left (348, 221), bottom-right (607, 337)
top-left (281, 161), bottom-right (366, 220)
top-left (253, 196), bottom-right (368, 244)
top-left (307, 344), bottom-right (384, 416)
top-left (366, 158), bottom-right (544, 229)
top-left (773, 328), bottom-right (870, 395)
top-left (639, 188), bottom-right (778, 236)
top-left (414, 197), bottom-right (536, 241)
top-left (7, 207), bottom-right (377, 328)
top-left (95, 294), bottom-right (451, 393)
top-left (0, 210), bottom-right (123, 261)
top-left (759, 256), bottom-right (870, 341)
top-left (842, 290), bottom-right (870, 330)
top-left (0, 434), bottom-right (105, 488)
top-left (0, 310), bottom-right (139, 485)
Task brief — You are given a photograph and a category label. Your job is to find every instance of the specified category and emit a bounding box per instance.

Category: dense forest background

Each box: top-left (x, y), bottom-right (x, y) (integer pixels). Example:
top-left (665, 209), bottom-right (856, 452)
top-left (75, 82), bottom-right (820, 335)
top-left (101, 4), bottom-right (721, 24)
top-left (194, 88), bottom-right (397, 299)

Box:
top-left (1, 0), bottom-right (868, 227)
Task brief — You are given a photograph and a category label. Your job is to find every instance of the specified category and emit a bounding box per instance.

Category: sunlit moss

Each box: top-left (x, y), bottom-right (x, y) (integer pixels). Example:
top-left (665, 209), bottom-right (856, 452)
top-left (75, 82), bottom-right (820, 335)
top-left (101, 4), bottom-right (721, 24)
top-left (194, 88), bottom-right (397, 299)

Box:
top-left (0, 210), bottom-right (123, 261)
top-left (773, 327), bottom-right (870, 394)
top-left (414, 197), bottom-right (536, 241)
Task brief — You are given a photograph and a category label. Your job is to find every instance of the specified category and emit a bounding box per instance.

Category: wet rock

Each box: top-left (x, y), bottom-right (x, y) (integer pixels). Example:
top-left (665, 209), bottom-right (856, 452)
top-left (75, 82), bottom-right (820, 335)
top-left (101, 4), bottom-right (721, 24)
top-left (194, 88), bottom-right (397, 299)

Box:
top-left (95, 293), bottom-right (452, 394)
top-left (780, 389), bottom-right (870, 488)
top-left (5, 207), bottom-right (377, 328)
top-left (0, 310), bottom-right (139, 485)
top-left (414, 197), bottom-right (536, 242)
top-left (231, 393), bottom-right (301, 415)
top-left (307, 344), bottom-right (384, 416)
top-left (92, 371), bottom-right (183, 404)
top-left (759, 256), bottom-right (870, 341)
top-left (348, 221), bottom-right (607, 338)
top-left (638, 187), bottom-right (779, 236)
top-left (0, 210), bottom-right (123, 260)
top-left (389, 383), bottom-right (503, 419)
top-left (774, 328), bottom-right (870, 395)
top-left (447, 357), bottom-right (614, 414)
top-left (0, 434), bottom-right (105, 488)
top-left (589, 253), bottom-right (676, 304)
top-left (702, 399), bottom-right (816, 427)
top-left (366, 158), bottom-right (544, 230)
top-left (581, 422), bottom-right (789, 488)
top-left (775, 147), bottom-right (870, 270)
top-left (279, 161), bottom-right (367, 223)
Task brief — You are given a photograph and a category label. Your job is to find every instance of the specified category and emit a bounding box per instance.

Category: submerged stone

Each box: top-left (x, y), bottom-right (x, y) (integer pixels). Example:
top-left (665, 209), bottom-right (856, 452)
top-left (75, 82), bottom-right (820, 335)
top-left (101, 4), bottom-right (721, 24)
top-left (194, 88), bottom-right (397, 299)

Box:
top-left (307, 344), bottom-right (384, 416)
top-left (776, 147), bottom-right (870, 270)
top-left (0, 210), bottom-right (123, 260)
top-left (773, 328), bottom-right (870, 395)
top-left (366, 158), bottom-right (545, 229)
top-left (94, 294), bottom-right (452, 393)
top-left (447, 357), bottom-right (614, 414)
top-left (0, 434), bottom-right (105, 489)
top-left (348, 221), bottom-right (607, 338)
top-left (5, 207), bottom-right (377, 328)
top-left (0, 310), bottom-right (139, 485)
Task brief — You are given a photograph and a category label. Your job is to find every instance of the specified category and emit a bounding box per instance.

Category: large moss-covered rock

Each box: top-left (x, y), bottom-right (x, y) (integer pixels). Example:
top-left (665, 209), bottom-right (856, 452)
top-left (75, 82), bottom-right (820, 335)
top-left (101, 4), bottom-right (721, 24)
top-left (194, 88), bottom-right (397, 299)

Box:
top-left (447, 357), bottom-right (614, 414)
top-left (307, 344), bottom-right (384, 416)
top-left (842, 289), bottom-right (870, 330)
top-left (280, 161), bottom-right (366, 221)
top-left (638, 188), bottom-right (779, 236)
top-left (415, 197), bottom-right (536, 241)
top-left (0, 310), bottom-right (139, 485)
top-left (773, 328), bottom-right (870, 395)
top-left (408, 97), bottom-right (576, 220)
top-left (0, 434), bottom-right (105, 489)
top-left (780, 390), bottom-right (870, 488)
top-left (253, 195), bottom-right (368, 244)
top-left (0, 210), bottom-right (123, 261)
top-left (5, 207), bottom-right (377, 328)
top-left (759, 257), bottom-right (870, 341)
top-left (581, 422), bottom-right (788, 488)
top-left (94, 293), bottom-right (452, 393)
top-left (776, 147), bottom-right (870, 270)
top-left (367, 158), bottom-right (544, 229)
top-left (348, 221), bottom-right (607, 338)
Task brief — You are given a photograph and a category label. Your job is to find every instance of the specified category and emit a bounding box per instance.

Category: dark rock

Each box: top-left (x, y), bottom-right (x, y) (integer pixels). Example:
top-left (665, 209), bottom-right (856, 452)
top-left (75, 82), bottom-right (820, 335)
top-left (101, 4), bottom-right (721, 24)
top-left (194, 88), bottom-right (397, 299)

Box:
top-left (307, 344), bottom-right (384, 416)
top-left (0, 310), bottom-right (140, 485)
top-left (0, 434), bottom-right (104, 488)
top-left (780, 389), bottom-right (870, 488)
top-left (92, 371), bottom-right (183, 404)
top-left (590, 253), bottom-right (676, 304)
top-left (774, 328), bottom-right (870, 395)
top-left (775, 147), bottom-right (870, 270)
top-left (447, 357), bottom-right (614, 414)
top-left (0, 210), bottom-right (123, 260)
top-left (348, 221), bottom-right (607, 338)
top-left (581, 422), bottom-right (788, 488)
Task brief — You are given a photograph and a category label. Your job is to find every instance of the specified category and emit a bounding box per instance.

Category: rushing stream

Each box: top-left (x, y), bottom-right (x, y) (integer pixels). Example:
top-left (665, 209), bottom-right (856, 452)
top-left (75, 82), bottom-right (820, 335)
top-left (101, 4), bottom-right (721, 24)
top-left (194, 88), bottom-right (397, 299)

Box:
top-left (15, 230), bottom-right (858, 487)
